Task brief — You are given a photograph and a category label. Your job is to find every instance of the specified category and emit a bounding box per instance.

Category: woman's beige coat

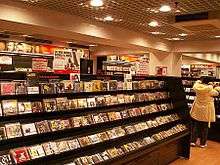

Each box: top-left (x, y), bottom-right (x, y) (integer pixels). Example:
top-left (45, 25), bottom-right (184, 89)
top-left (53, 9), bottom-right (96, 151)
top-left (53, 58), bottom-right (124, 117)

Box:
top-left (190, 80), bottom-right (219, 125)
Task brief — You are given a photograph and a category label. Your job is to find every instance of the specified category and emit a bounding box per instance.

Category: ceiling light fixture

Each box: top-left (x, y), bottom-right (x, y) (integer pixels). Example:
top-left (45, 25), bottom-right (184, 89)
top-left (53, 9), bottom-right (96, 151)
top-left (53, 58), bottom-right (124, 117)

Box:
top-left (150, 31), bottom-right (165, 35)
top-left (90, 0), bottom-right (103, 7)
top-left (159, 5), bottom-right (171, 12)
top-left (22, 0), bottom-right (39, 2)
top-left (89, 44), bottom-right (97, 47)
top-left (178, 33), bottom-right (188, 37)
top-left (172, 37), bottom-right (182, 41)
top-left (104, 16), bottom-right (114, 21)
top-left (148, 20), bottom-right (159, 27)
top-left (22, 34), bottom-right (31, 37)
top-left (215, 35), bottom-right (220, 38)
top-left (165, 37), bottom-right (183, 41)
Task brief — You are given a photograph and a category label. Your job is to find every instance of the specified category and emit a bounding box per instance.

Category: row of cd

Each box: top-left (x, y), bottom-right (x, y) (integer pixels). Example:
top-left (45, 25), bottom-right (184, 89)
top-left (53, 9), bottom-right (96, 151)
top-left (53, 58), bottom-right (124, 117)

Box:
top-left (0, 80), bottom-right (165, 96)
top-left (65, 124), bottom-right (187, 165)
top-left (0, 103), bottom-right (173, 140)
top-left (0, 115), bottom-right (181, 164)
top-left (0, 92), bottom-right (169, 116)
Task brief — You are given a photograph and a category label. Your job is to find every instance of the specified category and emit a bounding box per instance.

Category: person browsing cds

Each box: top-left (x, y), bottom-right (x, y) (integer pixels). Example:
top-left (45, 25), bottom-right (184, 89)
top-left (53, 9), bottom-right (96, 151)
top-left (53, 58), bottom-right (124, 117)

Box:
top-left (190, 76), bottom-right (220, 148)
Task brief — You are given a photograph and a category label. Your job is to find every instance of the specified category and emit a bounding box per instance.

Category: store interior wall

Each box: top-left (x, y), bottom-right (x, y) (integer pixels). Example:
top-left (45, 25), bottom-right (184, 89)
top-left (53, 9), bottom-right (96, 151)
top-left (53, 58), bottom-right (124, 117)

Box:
top-left (0, 0), bottom-right (220, 76)
top-left (182, 56), bottom-right (220, 65)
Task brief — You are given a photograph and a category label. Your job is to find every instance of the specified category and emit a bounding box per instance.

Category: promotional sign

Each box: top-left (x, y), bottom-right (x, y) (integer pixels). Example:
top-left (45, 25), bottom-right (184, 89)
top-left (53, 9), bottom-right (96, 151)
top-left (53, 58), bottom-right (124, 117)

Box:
top-left (135, 54), bottom-right (150, 75)
top-left (156, 66), bottom-right (167, 76)
top-left (32, 58), bottom-right (48, 72)
top-left (53, 49), bottom-right (80, 74)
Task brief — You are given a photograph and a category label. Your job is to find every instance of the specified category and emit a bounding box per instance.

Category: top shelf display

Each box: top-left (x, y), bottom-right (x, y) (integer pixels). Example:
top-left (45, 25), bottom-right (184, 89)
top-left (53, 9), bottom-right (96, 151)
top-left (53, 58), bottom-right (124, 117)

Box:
top-left (0, 79), bottom-right (166, 98)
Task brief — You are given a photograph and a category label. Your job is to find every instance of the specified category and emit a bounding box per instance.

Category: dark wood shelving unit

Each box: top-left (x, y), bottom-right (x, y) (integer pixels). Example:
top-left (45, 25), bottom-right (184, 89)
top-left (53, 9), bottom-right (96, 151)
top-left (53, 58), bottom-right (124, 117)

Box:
top-left (0, 75), bottom-right (190, 165)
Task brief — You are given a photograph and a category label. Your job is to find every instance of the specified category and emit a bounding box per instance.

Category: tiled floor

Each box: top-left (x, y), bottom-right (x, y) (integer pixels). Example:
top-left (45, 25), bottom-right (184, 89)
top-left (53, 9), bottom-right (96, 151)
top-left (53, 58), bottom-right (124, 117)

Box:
top-left (170, 141), bottom-right (220, 165)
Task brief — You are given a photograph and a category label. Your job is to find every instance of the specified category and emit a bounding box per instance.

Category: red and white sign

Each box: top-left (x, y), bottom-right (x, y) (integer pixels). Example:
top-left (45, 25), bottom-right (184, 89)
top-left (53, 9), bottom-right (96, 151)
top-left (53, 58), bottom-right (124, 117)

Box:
top-left (32, 58), bottom-right (48, 72)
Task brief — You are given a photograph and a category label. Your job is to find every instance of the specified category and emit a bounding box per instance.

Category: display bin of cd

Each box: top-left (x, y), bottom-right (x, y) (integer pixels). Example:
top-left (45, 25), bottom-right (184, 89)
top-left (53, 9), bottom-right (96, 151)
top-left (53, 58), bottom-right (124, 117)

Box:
top-left (0, 73), bottom-right (190, 165)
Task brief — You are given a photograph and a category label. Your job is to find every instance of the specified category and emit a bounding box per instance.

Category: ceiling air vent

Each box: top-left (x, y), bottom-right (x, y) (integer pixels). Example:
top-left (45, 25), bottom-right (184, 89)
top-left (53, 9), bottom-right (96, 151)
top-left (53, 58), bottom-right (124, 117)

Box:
top-left (175, 12), bottom-right (209, 22)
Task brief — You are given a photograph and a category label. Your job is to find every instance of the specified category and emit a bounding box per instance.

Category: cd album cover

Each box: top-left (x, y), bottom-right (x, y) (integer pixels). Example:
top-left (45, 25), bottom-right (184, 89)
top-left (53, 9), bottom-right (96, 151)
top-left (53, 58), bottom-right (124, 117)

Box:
top-left (62, 80), bottom-right (74, 93)
top-left (56, 97), bottom-right (68, 111)
top-left (100, 151), bottom-right (111, 160)
top-left (21, 123), bottom-right (37, 136)
top-left (10, 147), bottom-right (30, 164)
top-left (60, 119), bottom-right (71, 130)
top-left (87, 98), bottom-right (96, 108)
top-left (69, 99), bottom-right (78, 109)
top-left (31, 101), bottom-right (43, 113)
top-left (56, 140), bottom-right (70, 153)
top-left (27, 86), bottom-right (39, 94)
top-left (43, 99), bottom-right (57, 112)
top-left (91, 80), bottom-right (102, 91)
top-left (0, 82), bottom-right (15, 95)
top-left (83, 82), bottom-right (93, 92)
top-left (15, 81), bottom-right (27, 95)
top-left (2, 100), bottom-right (18, 116)
top-left (18, 102), bottom-right (32, 114)
top-left (88, 134), bottom-right (101, 144)
top-left (42, 142), bottom-right (59, 155)
top-left (71, 117), bottom-right (82, 128)
top-left (97, 132), bottom-right (109, 141)
top-left (35, 120), bottom-right (51, 134)
top-left (49, 120), bottom-right (61, 132)
top-left (28, 145), bottom-right (45, 159)
top-left (0, 154), bottom-right (12, 165)
top-left (67, 139), bottom-right (80, 150)
top-left (77, 99), bottom-right (87, 108)
top-left (56, 82), bottom-right (65, 93)
top-left (40, 83), bottom-right (55, 94)
top-left (78, 136), bottom-right (91, 147)
top-left (5, 123), bottom-right (22, 139)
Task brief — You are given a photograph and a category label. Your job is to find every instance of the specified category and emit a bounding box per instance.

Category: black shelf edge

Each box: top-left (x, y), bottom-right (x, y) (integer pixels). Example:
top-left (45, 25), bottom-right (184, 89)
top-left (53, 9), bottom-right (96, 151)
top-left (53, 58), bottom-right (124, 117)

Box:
top-left (0, 107), bottom-right (180, 151)
top-left (100, 130), bottom-right (190, 165)
top-left (19, 120), bottom-right (185, 165)
top-left (0, 88), bottom-right (167, 100)
top-left (0, 98), bottom-right (171, 123)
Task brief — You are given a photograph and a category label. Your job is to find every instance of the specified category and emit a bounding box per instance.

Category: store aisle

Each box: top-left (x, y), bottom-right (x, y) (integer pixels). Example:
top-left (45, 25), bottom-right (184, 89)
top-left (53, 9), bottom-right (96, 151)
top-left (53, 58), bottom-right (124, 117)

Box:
top-left (170, 141), bottom-right (220, 165)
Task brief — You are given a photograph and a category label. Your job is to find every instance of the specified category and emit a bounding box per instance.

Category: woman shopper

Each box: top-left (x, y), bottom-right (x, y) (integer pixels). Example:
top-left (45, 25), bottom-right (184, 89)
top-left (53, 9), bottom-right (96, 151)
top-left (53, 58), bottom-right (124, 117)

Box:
top-left (190, 76), bottom-right (219, 148)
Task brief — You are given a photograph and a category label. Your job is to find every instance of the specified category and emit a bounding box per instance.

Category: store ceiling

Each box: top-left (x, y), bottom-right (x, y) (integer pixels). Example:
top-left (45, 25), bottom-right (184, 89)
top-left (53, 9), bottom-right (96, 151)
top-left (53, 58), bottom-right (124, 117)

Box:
top-left (10, 0), bottom-right (220, 41)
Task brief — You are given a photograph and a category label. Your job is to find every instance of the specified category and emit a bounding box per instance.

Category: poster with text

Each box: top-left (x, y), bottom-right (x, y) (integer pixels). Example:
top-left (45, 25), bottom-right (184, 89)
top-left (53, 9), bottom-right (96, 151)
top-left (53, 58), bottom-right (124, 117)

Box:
top-left (32, 58), bottom-right (48, 72)
top-left (53, 49), bottom-right (80, 74)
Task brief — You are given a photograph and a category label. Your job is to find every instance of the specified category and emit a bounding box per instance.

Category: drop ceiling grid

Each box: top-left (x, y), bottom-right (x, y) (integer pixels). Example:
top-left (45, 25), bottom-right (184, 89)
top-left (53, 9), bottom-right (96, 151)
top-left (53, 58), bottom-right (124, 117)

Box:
top-left (6, 0), bottom-right (220, 41)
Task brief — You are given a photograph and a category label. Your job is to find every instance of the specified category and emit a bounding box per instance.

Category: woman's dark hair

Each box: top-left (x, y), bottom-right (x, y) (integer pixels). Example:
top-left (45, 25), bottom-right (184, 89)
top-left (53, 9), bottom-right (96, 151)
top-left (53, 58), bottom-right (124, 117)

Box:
top-left (200, 76), bottom-right (215, 84)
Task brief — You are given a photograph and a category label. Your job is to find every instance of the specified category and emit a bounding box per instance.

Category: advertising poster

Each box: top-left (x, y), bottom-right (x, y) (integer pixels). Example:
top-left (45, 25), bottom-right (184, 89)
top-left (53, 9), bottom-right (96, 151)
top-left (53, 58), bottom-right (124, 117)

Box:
top-left (53, 49), bottom-right (80, 74)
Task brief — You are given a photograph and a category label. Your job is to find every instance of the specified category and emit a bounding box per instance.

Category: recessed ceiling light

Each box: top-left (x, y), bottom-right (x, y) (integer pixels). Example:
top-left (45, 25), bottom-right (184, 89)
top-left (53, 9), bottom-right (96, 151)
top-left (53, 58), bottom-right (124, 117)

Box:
top-left (159, 5), bottom-right (171, 12)
top-left (150, 31), bottom-right (166, 35)
top-left (90, 0), bottom-right (103, 7)
top-left (179, 33), bottom-right (188, 37)
top-left (22, 34), bottom-right (31, 37)
top-left (215, 35), bottom-right (220, 38)
top-left (165, 38), bottom-right (173, 41)
top-left (148, 20), bottom-right (159, 27)
top-left (165, 37), bottom-right (183, 41)
top-left (89, 44), bottom-right (97, 47)
top-left (172, 37), bottom-right (182, 40)
top-left (22, 0), bottom-right (39, 2)
top-left (104, 16), bottom-right (114, 21)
